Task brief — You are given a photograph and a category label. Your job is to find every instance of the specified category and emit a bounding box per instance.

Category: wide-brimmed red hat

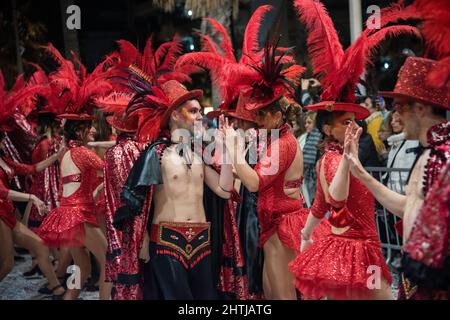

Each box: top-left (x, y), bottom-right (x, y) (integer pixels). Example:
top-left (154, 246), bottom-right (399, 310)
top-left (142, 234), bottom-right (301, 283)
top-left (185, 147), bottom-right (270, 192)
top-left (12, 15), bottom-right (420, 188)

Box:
top-left (159, 80), bottom-right (203, 127)
top-left (227, 93), bottom-right (257, 123)
top-left (380, 57), bottom-right (449, 110)
top-left (305, 101), bottom-right (370, 120)
top-left (106, 112), bottom-right (138, 133)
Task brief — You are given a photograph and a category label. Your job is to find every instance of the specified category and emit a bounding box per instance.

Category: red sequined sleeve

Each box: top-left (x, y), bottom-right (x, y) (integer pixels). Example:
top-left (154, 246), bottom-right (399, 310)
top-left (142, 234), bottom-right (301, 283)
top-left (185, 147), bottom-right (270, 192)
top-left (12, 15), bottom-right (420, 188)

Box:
top-left (71, 147), bottom-right (104, 172)
top-left (32, 139), bottom-right (50, 163)
top-left (255, 137), bottom-right (295, 191)
top-left (322, 152), bottom-right (347, 208)
top-left (311, 178), bottom-right (328, 219)
top-left (3, 157), bottom-right (37, 176)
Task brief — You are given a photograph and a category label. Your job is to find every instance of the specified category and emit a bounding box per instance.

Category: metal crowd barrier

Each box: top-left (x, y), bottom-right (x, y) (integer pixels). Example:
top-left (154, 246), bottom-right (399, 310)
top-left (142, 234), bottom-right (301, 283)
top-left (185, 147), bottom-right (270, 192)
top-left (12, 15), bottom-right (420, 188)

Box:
top-left (363, 167), bottom-right (411, 266)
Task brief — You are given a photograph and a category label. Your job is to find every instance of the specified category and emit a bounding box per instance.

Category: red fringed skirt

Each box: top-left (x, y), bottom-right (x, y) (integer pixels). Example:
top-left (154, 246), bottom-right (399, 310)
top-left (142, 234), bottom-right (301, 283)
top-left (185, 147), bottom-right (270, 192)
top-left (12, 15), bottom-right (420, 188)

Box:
top-left (39, 201), bottom-right (99, 248)
top-left (288, 233), bottom-right (392, 299)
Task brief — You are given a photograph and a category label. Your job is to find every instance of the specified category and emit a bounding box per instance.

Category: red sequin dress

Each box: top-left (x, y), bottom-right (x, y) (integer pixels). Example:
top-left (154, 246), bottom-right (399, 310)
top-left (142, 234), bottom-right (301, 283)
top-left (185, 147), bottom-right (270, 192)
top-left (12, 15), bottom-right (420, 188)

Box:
top-left (28, 136), bottom-right (61, 232)
top-left (39, 140), bottom-right (104, 247)
top-left (103, 134), bottom-right (142, 284)
top-left (255, 124), bottom-right (329, 251)
top-left (0, 158), bottom-right (36, 230)
top-left (289, 141), bottom-right (392, 299)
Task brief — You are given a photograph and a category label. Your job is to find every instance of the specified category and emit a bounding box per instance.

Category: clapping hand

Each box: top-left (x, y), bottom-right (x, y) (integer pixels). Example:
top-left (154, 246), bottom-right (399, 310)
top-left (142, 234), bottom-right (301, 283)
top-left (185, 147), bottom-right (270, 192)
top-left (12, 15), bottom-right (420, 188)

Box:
top-left (343, 121), bottom-right (365, 178)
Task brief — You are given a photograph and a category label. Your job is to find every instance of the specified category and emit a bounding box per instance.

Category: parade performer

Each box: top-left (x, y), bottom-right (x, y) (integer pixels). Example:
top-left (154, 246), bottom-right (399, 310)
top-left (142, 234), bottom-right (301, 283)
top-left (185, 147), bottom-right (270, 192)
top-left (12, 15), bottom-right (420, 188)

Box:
top-left (106, 36), bottom-right (209, 300)
top-left (342, 0), bottom-right (450, 300)
top-left (95, 92), bottom-right (142, 299)
top-left (38, 44), bottom-right (115, 300)
top-left (175, 6), bottom-right (298, 299)
top-left (113, 54), bottom-right (234, 298)
top-left (221, 28), bottom-right (332, 299)
top-left (288, 0), bottom-right (419, 300)
top-left (0, 69), bottom-right (65, 298)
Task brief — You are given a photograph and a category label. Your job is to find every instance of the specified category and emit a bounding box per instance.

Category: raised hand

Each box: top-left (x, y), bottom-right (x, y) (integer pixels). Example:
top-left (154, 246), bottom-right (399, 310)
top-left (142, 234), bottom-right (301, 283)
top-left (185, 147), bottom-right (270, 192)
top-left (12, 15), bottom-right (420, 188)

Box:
top-left (344, 121), bottom-right (362, 158)
top-left (343, 122), bottom-right (365, 179)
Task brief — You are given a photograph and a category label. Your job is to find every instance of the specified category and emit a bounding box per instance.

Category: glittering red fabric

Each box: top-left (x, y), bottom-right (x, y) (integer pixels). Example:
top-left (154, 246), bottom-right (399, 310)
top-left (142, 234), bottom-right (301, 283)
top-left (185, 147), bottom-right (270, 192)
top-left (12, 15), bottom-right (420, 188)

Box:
top-left (114, 143), bottom-right (164, 300)
top-left (103, 135), bottom-right (142, 283)
top-left (29, 136), bottom-right (61, 232)
top-left (39, 141), bottom-right (103, 247)
top-left (0, 166), bottom-right (18, 230)
top-left (217, 193), bottom-right (251, 300)
top-left (255, 124), bottom-right (329, 250)
top-left (289, 141), bottom-right (392, 299)
top-left (422, 122), bottom-right (450, 196)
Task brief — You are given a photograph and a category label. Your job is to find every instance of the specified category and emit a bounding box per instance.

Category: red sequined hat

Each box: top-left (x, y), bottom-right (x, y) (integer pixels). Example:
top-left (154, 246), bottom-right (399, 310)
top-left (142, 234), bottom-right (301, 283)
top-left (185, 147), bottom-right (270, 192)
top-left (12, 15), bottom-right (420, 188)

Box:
top-left (122, 65), bottom-right (203, 142)
top-left (227, 93), bottom-right (257, 123)
top-left (381, 57), bottom-right (449, 110)
top-left (157, 80), bottom-right (203, 132)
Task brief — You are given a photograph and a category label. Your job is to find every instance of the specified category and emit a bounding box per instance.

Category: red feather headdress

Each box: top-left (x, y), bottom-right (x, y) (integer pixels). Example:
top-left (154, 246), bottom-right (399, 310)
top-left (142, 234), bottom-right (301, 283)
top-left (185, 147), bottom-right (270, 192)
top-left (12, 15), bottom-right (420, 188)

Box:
top-left (98, 36), bottom-right (201, 138)
top-left (411, 0), bottom-right (450, 96)
top-left (174, 5), bottom-right (296, 114)
top-left (293, 0), bottom-right (421, 118)
top-left (114, 64), bottom-right (203, 143)
top-left (0, 70), bottom-right (48, 131)
top-left (114, 35), bottom-right (200, 88)
top-left (41, 43), bottom-right (116, 120)
top-left (294, 0), bottom-right (421, 104)
top-left (20, 63), bottom-right (68, 116)
top-left (242, 35), bottom-right (305, 111)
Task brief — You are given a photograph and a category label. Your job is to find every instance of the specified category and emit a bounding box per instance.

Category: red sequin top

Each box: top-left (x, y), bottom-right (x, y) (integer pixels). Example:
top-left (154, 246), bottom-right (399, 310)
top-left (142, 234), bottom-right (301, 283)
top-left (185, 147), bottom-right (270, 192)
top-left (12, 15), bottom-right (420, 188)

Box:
top-left (311, 141), bottom-right (379, 240)
top-left (255, 124), bottom-right (304, 246)
top-left (59, 140), bottom-right (104, 208)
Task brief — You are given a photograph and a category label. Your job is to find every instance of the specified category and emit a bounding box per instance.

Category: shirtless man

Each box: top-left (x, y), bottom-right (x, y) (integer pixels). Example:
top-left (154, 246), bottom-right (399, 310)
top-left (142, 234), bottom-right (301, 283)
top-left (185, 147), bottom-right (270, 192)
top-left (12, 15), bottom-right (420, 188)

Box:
top-left (118, 80), bottom-right (233, 300)
top-left (344, 57), bottom-right (449, 299)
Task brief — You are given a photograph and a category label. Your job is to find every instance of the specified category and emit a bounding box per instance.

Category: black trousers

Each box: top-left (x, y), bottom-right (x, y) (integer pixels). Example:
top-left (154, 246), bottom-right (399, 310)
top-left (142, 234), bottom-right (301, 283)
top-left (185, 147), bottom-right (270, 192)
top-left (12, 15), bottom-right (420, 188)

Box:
top-left (143, 242), bottom-right (217, 300)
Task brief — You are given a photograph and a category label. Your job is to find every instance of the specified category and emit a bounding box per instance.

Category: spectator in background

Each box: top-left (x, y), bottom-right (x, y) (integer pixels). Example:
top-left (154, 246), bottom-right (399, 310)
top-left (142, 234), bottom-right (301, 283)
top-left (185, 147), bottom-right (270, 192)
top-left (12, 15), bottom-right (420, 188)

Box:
top-left (301, 111), bottom-right (321, 207)
top-left (356, 120), bottom-right (382, 168)
top-left (360, 96), bottom-right (386, 157)
top-left (299, 78), bottom-right (321, 107)
top-left (383, 110), bottom-right (420, 194)
top-left (378, 96), bottom-right (389, 119)
top-left (287, 103), bottom-right (305, 143)
top-left (378, 111), bottom-right (394, 165)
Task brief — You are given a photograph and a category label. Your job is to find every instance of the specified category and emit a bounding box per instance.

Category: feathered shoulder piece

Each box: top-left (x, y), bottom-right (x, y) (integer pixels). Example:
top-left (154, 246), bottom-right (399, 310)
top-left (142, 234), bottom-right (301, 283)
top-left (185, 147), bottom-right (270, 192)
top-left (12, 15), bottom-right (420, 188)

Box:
top-left (41, 43), bottom-right (116, 117)
top-left (294, 0), bottom-right (421, 103)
